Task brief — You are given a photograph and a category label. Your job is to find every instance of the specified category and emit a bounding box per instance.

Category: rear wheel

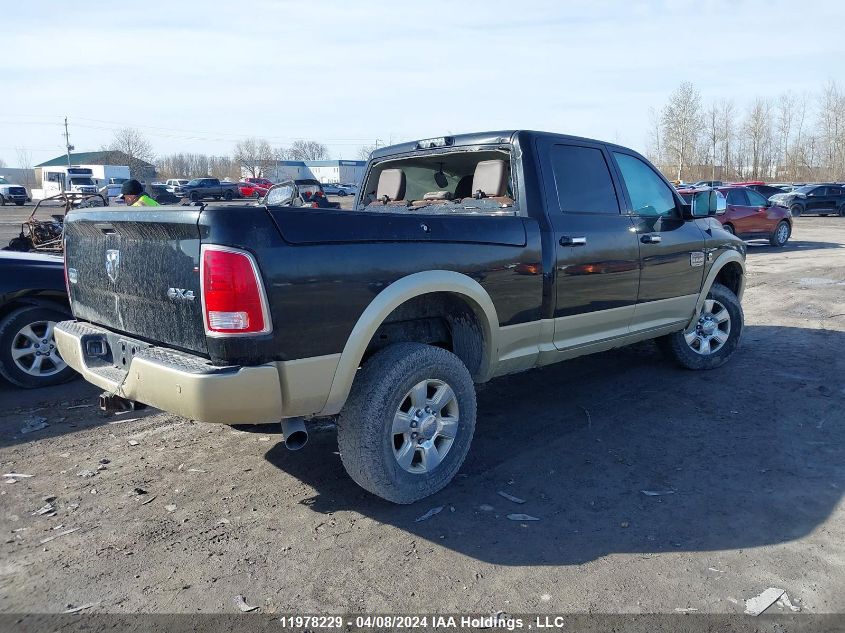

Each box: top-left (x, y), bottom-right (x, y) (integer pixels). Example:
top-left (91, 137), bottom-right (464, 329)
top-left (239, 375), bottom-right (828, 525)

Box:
top-left (224, 190), bottom-right (234, 201)
top-left (337, 343), bottom-right (476, 504)
top-left (0, 195), bottom-right (5, 206)
top-left (840, 205), bottom-right (845, 217)
top-left (0, 307), bottom-right (77, 388)
top-left (190, 192), bottom-right (199, 202)
top-left (658, 282), bottom-right (743, 370)
top-left (770, 220), bottom-right (790, 247)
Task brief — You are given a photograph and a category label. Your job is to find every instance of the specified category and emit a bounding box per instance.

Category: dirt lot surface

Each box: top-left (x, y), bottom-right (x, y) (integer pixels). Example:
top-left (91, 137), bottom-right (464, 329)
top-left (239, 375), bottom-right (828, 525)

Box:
top-left (1, 218), bottom-right (844, 616)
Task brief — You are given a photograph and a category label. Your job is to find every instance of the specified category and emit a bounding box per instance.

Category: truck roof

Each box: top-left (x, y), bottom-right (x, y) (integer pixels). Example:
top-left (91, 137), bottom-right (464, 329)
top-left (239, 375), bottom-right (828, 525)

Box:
top-left (370, 130), bottom-right (633, 159)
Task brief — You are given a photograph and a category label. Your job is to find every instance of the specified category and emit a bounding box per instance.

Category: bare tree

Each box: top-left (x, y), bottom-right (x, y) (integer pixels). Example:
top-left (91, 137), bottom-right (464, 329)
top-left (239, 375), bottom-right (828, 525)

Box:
top-left (704, 103), bottom-right (720, 181)
top-left (660, 82), bottom-right (703, 181)
top-left (357, 144), bottom-right (378, 161)
top-left (645, 107), bottom-right (661, 167)
top-left (0, 158), bottom-right (6, 168)
top-left (742, 98), bottom-right (774, 179)
top-left (108, 128), bottom-right (156, 180)
top-left (284, 140), bottom-right (329, 161)
top-left (14, 147), bottom-right (35, 190)
top-left (817, 80), bottom-right (845, 180)
top-left (233, 138), bottom-right (275, 179)
top-left (775, 92), bottom-right (796, 178)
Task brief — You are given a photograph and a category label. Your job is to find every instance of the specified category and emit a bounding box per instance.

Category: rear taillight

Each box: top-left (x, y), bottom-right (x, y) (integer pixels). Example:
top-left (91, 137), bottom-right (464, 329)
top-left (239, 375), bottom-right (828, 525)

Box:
top-left (200, 246), bottom-right (271, 336)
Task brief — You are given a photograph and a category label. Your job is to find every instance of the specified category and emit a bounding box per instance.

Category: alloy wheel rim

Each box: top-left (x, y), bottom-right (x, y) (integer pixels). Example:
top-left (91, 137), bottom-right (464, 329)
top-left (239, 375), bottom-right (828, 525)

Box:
top-left (391, 379), bottom-right (459, 474)
top-left (777, 223), bottom-right (789, 243)
top-left (684, 299), bottom-right (731, 356)
top-left (11, 320), bottom-right (67, 377)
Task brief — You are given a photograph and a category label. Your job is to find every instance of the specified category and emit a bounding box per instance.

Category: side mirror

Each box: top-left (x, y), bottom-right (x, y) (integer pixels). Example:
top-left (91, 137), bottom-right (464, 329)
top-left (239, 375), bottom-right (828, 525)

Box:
top-left (688, 190), bottom-right (718, 218)
top-left (264, 183), bottom-right (295, 206)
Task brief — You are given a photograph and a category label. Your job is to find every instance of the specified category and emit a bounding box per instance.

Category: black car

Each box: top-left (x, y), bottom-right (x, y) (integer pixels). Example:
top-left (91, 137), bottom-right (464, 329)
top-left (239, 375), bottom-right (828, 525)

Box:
top-left (0, 251), bottom-right (76, 388)
top-left (776, 184), bottom-right (845, 216)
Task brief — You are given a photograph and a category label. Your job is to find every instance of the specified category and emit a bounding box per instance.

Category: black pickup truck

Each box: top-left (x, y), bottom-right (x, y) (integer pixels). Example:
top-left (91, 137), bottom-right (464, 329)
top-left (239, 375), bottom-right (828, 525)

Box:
top-left (175, 177), bottom-right (240, 202)
top-left (56, 130), bottom-right (746, 503)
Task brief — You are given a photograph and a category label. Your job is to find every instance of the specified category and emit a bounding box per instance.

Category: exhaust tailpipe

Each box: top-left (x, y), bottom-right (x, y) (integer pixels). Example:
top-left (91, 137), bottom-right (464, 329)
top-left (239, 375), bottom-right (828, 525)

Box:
top-left (99, 392), bottom-right (146, 414)
top-left (281, 417), bottom-right (308, 451)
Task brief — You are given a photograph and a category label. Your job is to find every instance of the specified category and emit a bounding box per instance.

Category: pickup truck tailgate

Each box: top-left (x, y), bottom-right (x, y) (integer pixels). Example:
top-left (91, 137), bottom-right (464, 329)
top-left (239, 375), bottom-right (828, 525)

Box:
top-left (64, 207), bottom-right (208, 356)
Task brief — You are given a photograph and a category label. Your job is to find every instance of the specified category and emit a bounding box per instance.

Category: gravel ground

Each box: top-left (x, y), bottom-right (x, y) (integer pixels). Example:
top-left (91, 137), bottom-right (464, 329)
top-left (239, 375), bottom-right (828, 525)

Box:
top-left (0, 217), bottom-right (843, 616)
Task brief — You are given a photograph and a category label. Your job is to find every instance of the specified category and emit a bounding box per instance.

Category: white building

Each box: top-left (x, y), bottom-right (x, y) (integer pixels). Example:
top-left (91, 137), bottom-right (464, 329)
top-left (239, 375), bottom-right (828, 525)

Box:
top-left (264, 160), bottom-right (367, 185)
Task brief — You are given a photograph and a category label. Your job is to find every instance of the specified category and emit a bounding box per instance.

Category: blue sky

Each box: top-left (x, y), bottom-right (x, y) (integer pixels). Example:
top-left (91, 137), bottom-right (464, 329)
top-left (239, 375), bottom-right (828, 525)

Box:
top-left (1, 0), bottom-right (843, 166)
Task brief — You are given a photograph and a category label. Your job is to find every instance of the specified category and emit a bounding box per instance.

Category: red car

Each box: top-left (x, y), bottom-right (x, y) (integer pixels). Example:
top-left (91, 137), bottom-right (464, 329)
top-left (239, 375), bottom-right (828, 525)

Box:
top-left (245, 177), bottom-right (274, 189)
top-left (678, 186), bottom-right (792, 246)
top-left (716, 186), bottom-right (792, 246)
top-left (237, 181), bottom-right (270, 198)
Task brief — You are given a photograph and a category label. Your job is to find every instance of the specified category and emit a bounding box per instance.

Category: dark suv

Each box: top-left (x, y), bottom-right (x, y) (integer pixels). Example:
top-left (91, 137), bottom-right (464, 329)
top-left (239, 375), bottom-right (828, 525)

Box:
top-left (777, 184), bottom-right (845, 217)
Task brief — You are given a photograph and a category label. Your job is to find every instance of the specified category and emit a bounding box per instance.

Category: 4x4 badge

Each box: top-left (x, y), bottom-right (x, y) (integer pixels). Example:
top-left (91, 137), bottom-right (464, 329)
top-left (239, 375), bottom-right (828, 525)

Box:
top-left (105, 249), bottom-right (120, 283)
top-left (690, 252), bottom-right (705, 267)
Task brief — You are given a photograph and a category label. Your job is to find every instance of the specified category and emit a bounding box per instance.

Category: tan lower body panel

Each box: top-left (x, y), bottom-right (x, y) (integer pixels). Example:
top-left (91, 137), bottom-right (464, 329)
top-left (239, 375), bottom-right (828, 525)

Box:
top-left (276, 354), bottom-right (341, 418)
top-left (629, 294), bottom-right (698, 333)
top-left (494, 295), bottom-right (696, 376)
top-left (55, 327), bottom-right (283, 425)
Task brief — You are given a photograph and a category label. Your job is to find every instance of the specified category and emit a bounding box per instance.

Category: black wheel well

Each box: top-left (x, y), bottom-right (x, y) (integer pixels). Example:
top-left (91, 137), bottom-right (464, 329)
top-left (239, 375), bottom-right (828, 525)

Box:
top-left (714, 262), bottom-right (743, 297)
top-left (0, 294), bottom-right (70, 324)
top-left (364, 292), bottom-right (485, 379)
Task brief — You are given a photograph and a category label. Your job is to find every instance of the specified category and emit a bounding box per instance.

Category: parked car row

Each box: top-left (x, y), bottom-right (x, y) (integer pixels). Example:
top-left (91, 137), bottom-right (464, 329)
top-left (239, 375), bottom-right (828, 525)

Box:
top-left (677, 185), bottom-right (793, 247)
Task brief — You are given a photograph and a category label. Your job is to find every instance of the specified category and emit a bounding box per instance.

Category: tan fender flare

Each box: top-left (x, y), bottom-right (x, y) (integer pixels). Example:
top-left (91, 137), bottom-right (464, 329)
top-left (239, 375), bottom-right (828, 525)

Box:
top-left (688, 251), bottom-right (746, 327)
top-left (318, 270), bottom-right (500, 416)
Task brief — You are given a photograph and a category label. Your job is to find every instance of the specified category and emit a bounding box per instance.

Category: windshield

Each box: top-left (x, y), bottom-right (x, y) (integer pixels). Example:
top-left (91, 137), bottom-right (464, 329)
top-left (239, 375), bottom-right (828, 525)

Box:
top-left (0, 177), bottom-right (8, 185)
top-left (70, 177), bottom-right (95, 186)
top-left (187, 179), bottom-right (201, 186)
top-left (794, 185), bottom-right (815, 194)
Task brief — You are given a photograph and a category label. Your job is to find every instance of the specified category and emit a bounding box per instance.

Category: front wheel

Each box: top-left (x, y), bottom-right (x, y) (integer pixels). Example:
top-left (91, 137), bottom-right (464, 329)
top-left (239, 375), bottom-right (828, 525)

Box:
top-left (190, 192), bottom-right (199, 202)
top-left (839, 205), bottom-right (845, 217)
top-left (224, 190), bottom-right (234, 201)
top-left (723, 223), bottom-right (735, 235)
top-left (658, 282), bottom-right (743, 370)
top-left (337, 343), bottom-right (476, 504)
top-left (15, 201), bottom-right (24, 206)
top-left (0, 195), bottom-right (5, 206)
top-left (790, 204), bottom-right (802, 217)
top-left (770, 220), bottom-right (790, 247)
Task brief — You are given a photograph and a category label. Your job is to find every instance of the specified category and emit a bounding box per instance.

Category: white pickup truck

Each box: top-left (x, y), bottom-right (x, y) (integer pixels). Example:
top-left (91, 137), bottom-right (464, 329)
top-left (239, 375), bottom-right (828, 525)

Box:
top-left (0, 176), bottom-right (28, 206)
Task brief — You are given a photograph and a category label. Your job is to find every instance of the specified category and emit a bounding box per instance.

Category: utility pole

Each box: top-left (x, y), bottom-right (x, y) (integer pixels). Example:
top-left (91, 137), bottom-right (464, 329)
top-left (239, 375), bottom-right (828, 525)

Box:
top-left (63, 117), bottom-right (74, 166)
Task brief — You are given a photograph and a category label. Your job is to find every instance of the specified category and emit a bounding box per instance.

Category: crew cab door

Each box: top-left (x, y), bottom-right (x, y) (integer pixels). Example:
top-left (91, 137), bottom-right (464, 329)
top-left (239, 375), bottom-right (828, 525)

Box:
top-left (724, 188), bottom-right (758, 234)
top-left (805, 186), bottom-right (829, 213)
top-left (610, 151), bottom-right (705, 332)
top-left (537, 139), bottom-right (640, 349)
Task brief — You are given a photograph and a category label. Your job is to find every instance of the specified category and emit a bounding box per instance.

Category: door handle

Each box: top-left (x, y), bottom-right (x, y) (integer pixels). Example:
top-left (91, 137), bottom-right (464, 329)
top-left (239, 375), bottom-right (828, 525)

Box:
top-left (640, 234), bottom-right (662, 244)
top-left (559, 235), bottom-right (587, 247)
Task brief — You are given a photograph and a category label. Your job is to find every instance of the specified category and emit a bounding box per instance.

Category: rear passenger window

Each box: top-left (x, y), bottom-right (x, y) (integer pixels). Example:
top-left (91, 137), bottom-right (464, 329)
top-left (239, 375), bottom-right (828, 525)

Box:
top-left (727, 189), bottom-right (749, 206)
top-left (746, 189), bottom-right (768, 207)
top-left (549, 145), bottom-right (619, 214)
top-left (613, 153), bottom-right (677, 217)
